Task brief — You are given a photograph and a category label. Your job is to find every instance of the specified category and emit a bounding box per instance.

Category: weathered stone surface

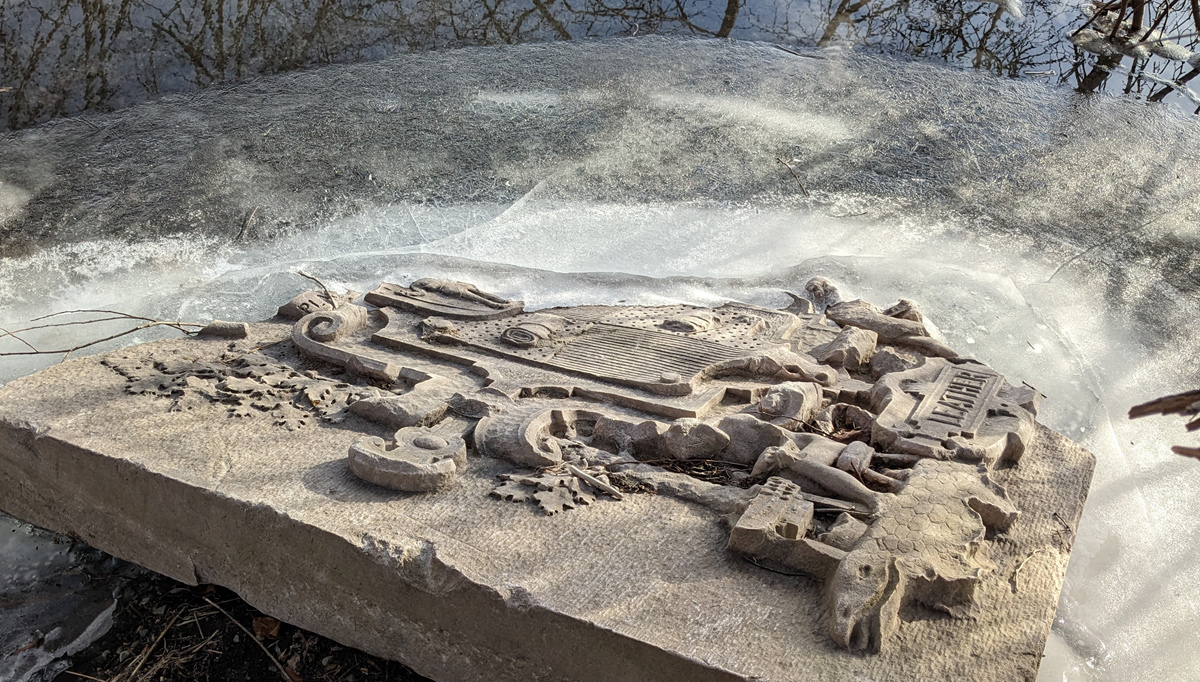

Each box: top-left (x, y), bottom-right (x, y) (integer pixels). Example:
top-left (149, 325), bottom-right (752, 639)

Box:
top-left (660, 418), bottom-right (731, 460)
top-left (870, 359), bottom-right (1037, 463)
top-left (870, 346), bottom-right (924, 377)
top-left (756, 382), bottom-right (822, 429)
top-left (0, 280), bottom-right (1094, 682)
top-left (197, 319), bottom-right (250, 339)
top-left (811, 327), bottom-right (877, 371)
top-left (717, 413), bottom-right (790, 464)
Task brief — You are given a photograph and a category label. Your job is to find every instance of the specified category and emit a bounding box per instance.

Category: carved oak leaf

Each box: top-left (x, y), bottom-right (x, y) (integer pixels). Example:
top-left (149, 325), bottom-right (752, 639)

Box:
top-left (304, 385), bottom-right (333, 406)
top-left (128, 375), bottom-right (180, 397)
top-left (534, 486), bottom-right (577, 515)
top-left (156, 359), bottom-right (222, 377)
top-left (557, 476), bottom-right (593, 506)
top-left (218, 377), bottom-right (265, 395)
top-left (273, 403), bottom-right (311, 431)
top-left (103, 355), bottom-right (153, 377)
top-left (572, 485), bottom-right (596, 507)
top-left (169, 394), bottom-right (207, 412)
top-left (492, 481), bottom-right (531, 503)
top-left (259, 372), bottom-right (297, 388)
top-left (229, 354), bottom-right (284, 378)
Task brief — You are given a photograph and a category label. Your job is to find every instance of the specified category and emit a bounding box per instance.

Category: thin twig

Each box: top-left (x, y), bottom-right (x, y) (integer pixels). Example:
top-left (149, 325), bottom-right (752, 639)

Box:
top-left (1010, 548), bottom-right (1051, 592)
top-left (743, 555), bottom-right (807, 577)
top-left (202, 597), bottom-right (293, 682)
top-left (296, 271), bottom-right (338, 308)
top-left (124, 607), bottom-right (184, 681)
top-left (775, 157), bottom-right (810, 196)
top-left (22, 311), bottom-right (198, 336)
top-left (1110, 0), bottom-right (1132, 39)
top-left (0, 327), bottom-right (39, 352)
top-left (1192, 0), bottom-right (1200, 44)
top-left (1046, 213), bottom-right (1166, 282)
top-left (1173, 445), bottom-right (1200, 458)
top-left (4, 315), bottom-right (146, 335)
top-left (1123, 29), bottom-right (1200, 47)
top-left (237, 206), bottom-right (260, 241)
top-left (0, 316), bottom-right (201, 353)
top-left (31, 309), bottom-right (164, 323)
top-left (1139, 0), bottom-right (1180, 38)
top-left (1071, 0), bottom-right (1122, 37)
top-left (0, 321), bottom-right (203, 357)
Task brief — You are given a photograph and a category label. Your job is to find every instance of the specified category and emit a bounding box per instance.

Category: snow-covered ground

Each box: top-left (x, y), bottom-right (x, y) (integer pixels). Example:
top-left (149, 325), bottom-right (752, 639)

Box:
top-left (1, 38), bottom-right (1198, 680)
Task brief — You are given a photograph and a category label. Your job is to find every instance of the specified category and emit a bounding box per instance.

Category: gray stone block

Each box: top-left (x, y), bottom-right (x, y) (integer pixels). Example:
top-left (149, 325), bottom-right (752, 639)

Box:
top-left (0, 281), bottom-right (1095, 681)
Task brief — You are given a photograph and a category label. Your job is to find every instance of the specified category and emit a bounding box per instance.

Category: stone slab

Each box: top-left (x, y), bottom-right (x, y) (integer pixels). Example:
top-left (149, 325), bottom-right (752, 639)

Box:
top-left (0, 300), bottom-right (1093, 682)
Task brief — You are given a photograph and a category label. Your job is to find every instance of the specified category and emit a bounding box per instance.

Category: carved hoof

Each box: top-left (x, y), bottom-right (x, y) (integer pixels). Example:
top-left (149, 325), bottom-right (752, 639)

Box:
top-left (347, 431), bottom-right (466, 492)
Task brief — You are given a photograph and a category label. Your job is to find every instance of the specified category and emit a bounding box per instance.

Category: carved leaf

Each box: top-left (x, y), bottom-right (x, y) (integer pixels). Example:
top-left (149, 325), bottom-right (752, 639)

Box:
top-left (169, 394), bottom-right (206, 412)
top-left (572, 486), bottom-right (596, 507)
top-left (218, 377), bottom-right (265, 395)
top-left (499, 472), bottom-right (543, 487)
top-left (492, 481), bottom-right (531, 503)
top-left (128, 375), bottom-right (180, 397)
top-left (534, 474), bottom-right (571, 491)
top-left (273, 403), bottom-right (311, 431)
top-left (304, 385), bottom-right (333, 406)
top-left (534, 486), bottom-right (577, 515)
top-left (157, 359), bottom-right (222, 377)
top-left (260, 372), bottom-right (298, 388)
top-left (103, 355), bottom-right (153, 377)
top-left (183, 375), bottom-right (220, 399)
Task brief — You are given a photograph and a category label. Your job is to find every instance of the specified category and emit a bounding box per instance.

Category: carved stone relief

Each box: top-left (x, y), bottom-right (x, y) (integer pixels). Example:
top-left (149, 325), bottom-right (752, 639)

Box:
top-left (113, 276), bottom-right (1046, 654)
top-left (102, 344), bottom-right (377, 430)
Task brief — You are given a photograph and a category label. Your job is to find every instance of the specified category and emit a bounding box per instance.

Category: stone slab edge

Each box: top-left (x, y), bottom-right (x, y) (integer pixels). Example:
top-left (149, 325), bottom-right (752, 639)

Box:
top-left (0, 416), bottom-right (746, 682)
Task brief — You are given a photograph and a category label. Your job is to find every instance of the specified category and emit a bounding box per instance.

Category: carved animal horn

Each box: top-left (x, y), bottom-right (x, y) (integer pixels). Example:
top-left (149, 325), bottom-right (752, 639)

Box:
top-left (780, 291), bottom-right (815, 315)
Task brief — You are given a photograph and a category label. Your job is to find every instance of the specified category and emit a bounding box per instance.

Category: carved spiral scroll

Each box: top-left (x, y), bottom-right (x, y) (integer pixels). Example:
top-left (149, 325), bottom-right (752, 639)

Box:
top-left (500, 326), bottom-right (540, 347)
top-left (500, 314), bottom-right (570, 348)
top-left (306, 305), bottom-right (370, 342)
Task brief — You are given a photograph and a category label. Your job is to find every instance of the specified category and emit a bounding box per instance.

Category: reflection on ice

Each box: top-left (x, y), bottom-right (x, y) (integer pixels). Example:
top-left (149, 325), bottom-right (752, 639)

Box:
top-left (0, 38), bottom-right (1198, 680)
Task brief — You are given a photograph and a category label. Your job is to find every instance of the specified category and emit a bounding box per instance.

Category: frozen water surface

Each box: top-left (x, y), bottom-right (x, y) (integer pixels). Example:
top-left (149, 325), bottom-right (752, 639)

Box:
top-left (1, 38), bottom-right (1198, 680)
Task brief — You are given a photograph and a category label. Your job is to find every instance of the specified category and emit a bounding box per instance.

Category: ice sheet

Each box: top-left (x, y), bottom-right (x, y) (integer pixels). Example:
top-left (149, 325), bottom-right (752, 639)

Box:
top-left (1, 38), bottom-right (1198, 680)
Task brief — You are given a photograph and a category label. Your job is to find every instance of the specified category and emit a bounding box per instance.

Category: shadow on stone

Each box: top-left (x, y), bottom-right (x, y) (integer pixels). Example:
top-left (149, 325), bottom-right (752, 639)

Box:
top-left (301, 457), bottom-right (408, 504)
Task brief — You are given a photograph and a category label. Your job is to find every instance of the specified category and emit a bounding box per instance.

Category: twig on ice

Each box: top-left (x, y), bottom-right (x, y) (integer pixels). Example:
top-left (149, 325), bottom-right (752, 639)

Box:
top-left (236, 206), bottom-right (260, 241)
top-left (0, 310), bottom-right (203, 357)
top-left (775, 157), bottom-right (810, 196)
